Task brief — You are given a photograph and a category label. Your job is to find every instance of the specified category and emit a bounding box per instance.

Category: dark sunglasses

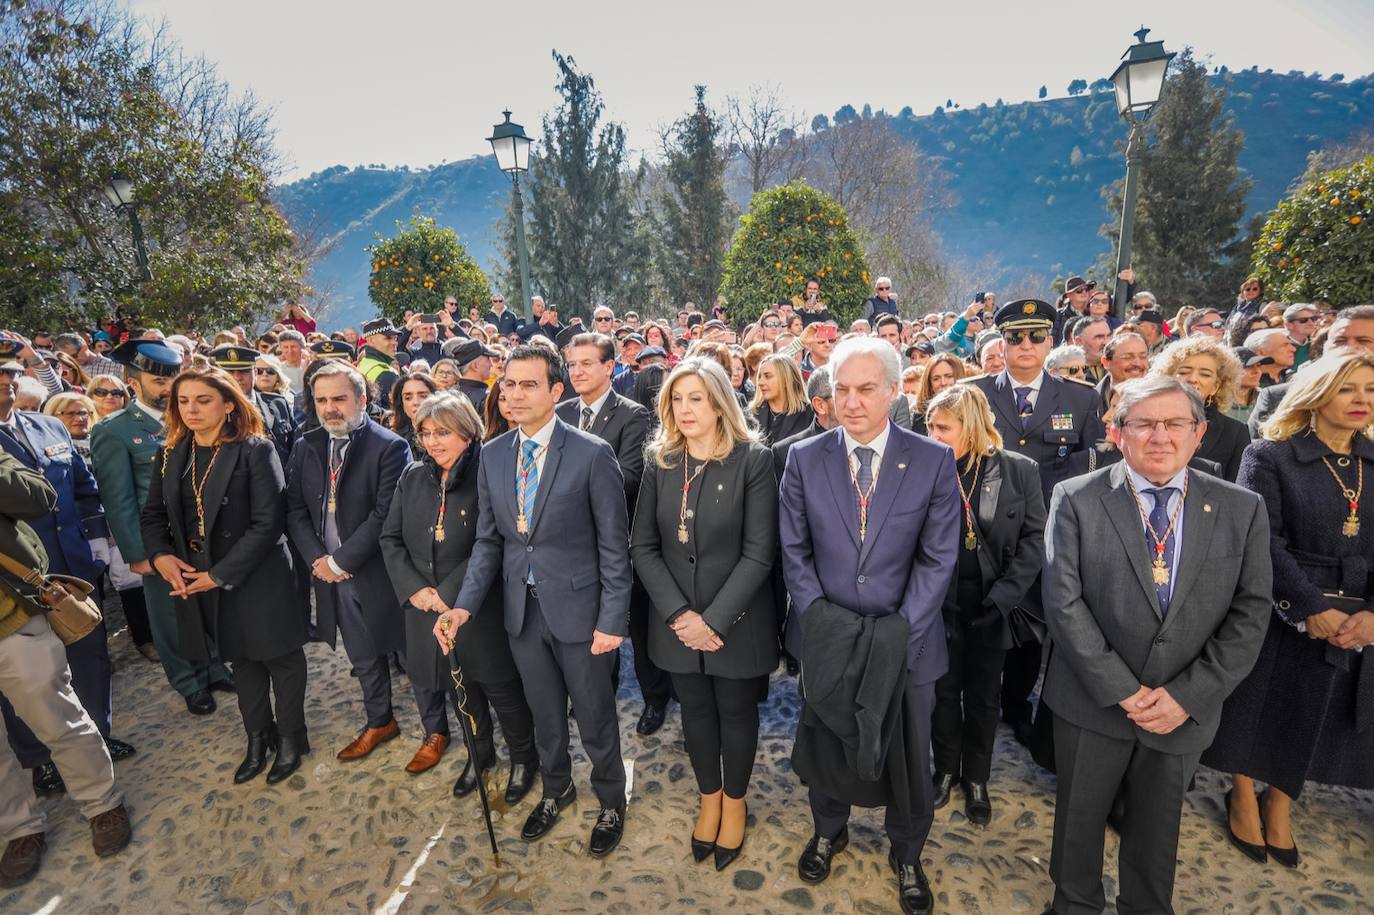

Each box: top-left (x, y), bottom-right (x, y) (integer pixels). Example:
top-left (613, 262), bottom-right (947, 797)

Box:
top-left (762, 321), bottom-right (782, 329)
top-left (91, 387), bottom-right (126, 398)
top-left (876, 286), bottom-right (890, 291)
top-left (1289, 315), bottom-right (1317, 324)
top-left (594, 316), bottom-right (613, 323)
top-left (1062, 366), bottom-right (1086, 376)
top-left (257, 367), bottom-right (279, 376)
top-left (1003, 330), bottom-right (1049, 346)
top-left (1200, 320), bottom-right (1227, 329)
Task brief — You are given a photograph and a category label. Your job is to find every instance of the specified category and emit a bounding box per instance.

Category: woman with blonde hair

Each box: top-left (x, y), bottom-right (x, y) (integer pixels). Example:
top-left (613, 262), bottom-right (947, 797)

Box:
top-left (631, 357), bottom-right (777, 871)
top-left (1149, 336), bottom-right (1249, 480)
top-left (911, 353), bottom-right (965, 435)
top-left (1203, 349), bottom-right (1374, 866)
top-left (43, 391), bottom-right (97, 458)
top-left (922, 384), bottom-right (1045, 824)
top-left (87, 373), bottom-right (130, 420)
top-left (253, 354), bottom-right (291, 397)
top-left (750, 352), bottom-right (811, 444)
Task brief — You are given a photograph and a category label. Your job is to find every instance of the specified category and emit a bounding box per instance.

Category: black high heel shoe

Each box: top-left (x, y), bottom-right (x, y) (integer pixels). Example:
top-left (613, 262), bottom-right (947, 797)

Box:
top-left (713, 800), bottom-right (746, 872)
top-left (1260, 791), bottom-right (1300, 868)
top-left (690, 832), bottom-right (715, 863)
top-left (1224, 788), bottom-right (1267, 864)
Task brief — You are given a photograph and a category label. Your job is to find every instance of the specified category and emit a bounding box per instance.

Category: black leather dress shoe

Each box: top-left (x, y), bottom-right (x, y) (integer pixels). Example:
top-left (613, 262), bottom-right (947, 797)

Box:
top-left (209, 677), bottom-right (237, 694)
top-left (266, 730), bottom-right (309, 785)
top-left (932, 772), bottom-right (955, 810)
top-left (234, 728), bottom-right (277, 784)
top-left (797, 828), bottom-right (848, 884)
top-left (105, 737), bottom-right (137, 762)
top-left (521, 785), bottom-right (576, 841)
top-left (452, 757), bottom-right (495, 798)
top-left (963, 780), bottom-right (992, 826)
top-left (31, 762), bottom-right (65, 797)
top-left (504, 761), bottom-right (536, 805)
top-left (589, 805), bottom-right (625, 857)
top-left (889, 850), bottom-right (934, 915)
top-left (186, 689), bottom-right (216, 716)
top-left (635, 704), bottom-right (667, 736)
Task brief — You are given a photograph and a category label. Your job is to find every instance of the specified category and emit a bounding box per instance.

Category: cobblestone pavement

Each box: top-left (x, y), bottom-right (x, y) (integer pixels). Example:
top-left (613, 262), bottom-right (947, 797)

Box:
top-left (4, 606), bottom-right (1373, 914)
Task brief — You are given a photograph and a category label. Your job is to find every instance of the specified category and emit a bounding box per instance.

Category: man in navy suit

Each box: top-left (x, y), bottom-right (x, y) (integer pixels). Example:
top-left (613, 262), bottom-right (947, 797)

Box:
top-left (436, 344), bottom-right (632, 858)
top-left (780, 336), bottom-right (960, 915)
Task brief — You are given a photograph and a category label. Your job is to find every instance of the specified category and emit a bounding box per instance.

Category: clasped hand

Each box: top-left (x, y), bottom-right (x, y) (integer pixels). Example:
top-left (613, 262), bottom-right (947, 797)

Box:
top-left (311, 556), bottom-right (351, 583)
top-left (1119, 684), bottom-right (1188, 735)
top-left (1309, 608), bottom-right (1374, 650)
top-left (151, 553), bottom-right (218, 598)
top-left (673, 610), bottom-right (722, 652)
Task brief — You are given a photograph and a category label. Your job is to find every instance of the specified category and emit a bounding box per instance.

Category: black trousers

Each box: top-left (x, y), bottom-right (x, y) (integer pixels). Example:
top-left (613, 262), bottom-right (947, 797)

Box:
top-left (1050, 713), bottom-right (1199, 915)
top-left (933, 605), bottom-right (1008, 783)
top-left (116, 585), bottom-right (153, 647)
top-left (335, 583), bottom-right (393, 728)
top-left (808, 680), bottom-right (937, 865)
top-left (412, 675), bottom-right (538, 767)
top-left (671, 671), bottom-right (764, 797)
top-left (3, 620), bottom-right (113, 767)
top-left (232, 648), bottom-right (307, 735)
top-left (622, 575), bottom-right (672, 709)
top-left (1000, 640), bottom-right (1041, 726)
top-left (509, 589), bottom-right (625, 808)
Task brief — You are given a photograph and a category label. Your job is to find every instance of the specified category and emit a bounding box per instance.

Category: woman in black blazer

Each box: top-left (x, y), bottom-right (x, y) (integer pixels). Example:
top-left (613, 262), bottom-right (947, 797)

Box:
top-left (1150, 336), bottom-right (1249, 480)
top-left (141, 368), bottom-right (308, 786)
top-left (631, 357), bottom-right (778, 871)
top-left (922, 384), bottom-right (1045, 825)
top-left (1202, 351), bottom-right (1374, 867)
top-left (380, 393), bottom-right (538, 802)
top-left (750, 353), bottom-right (813, 444)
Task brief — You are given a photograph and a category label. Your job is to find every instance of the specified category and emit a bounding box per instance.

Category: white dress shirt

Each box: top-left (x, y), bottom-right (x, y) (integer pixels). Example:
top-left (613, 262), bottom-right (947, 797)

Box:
top-left (578, 386), bottom-right (613, 429)
top-left (1124, 462), bottom-right (1188, 590)
top-left (842, 421), bottom-right (892, 478)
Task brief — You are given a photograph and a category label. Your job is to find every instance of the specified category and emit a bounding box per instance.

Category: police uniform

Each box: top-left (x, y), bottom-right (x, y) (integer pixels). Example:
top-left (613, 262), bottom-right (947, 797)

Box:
top-left (965, 299), bottom-right (1104, 743)
top-left (89, 341), bottom-right (232, 710)
top-left (356, 320), bottom-right (401, 410)
top-left (207, 345), bottom-right (298, 468)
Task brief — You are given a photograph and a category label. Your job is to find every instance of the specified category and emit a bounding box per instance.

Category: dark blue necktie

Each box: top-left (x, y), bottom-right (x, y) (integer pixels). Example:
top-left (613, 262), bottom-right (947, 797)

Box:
top-left (1015, 386), bottom-right (1034, 428)
top-left (1145, 487), bottom-right (1177, 615)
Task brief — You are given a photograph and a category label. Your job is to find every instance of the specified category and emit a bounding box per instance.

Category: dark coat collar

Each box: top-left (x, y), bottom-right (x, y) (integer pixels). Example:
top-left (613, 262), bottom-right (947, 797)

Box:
top-left (1289, 429), bottom-right (1374, 464)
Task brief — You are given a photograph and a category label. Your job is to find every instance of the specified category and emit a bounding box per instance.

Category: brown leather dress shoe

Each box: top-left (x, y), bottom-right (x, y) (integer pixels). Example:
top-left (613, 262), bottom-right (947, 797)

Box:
top-left (0, 833), bottom-right (46, 887)
top-left (404, 733), bottom-right (450, 774)
top-left (337, 720), bottom-right (400, 760)
top-left (90, 805), bottom-right (132, 857)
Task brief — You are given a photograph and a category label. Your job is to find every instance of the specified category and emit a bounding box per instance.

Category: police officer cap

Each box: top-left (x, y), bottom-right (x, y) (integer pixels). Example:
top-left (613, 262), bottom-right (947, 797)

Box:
top-left (310, 340), bottom-right (356, 361)
top-left (208, 344), bottom-right (257, 371)
top-left (361, 318), bottom-right (400, 337)
top-left (994, 299), bottom-right (1056, 331)
top-left (110, 339), bottom-right (182, 377)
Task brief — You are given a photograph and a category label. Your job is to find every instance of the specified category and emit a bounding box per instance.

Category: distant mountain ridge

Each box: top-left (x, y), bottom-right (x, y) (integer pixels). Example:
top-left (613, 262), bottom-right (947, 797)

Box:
top-left (275, 68), bottom-right (1374, 328)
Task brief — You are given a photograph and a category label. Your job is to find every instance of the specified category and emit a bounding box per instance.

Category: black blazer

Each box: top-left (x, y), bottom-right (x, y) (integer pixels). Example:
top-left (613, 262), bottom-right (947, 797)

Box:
top-left (557, 390), bottom-right (650, 513)
top-left (285, 418), bottom-right (411, 654)
top-left (1197, 405), bottom-right (1249, 482)
top-left (631, 441), bottom-right (779, 678)
top-left (771, 420), bottom-right (825, 484)
top-left (141, 437), bottom-right (304, 662)
top-left (944, 450), bottom-right (1047, 651)
top-left (753, 402), bottom-right (814, 446)
top-left (379, 443), bottom-right (518, 691)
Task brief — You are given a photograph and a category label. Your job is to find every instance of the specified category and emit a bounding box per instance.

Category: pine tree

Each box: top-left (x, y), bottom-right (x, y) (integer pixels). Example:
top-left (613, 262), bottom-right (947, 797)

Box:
top-left (655, 87), bottom-right (733, 311)
top-left (1102, 48), bottom-right (1253, 309)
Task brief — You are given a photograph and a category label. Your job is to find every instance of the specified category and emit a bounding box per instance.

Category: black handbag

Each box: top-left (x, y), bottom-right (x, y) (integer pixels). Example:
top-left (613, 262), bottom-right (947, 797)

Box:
top-left (1007, 604), bottom-right (1047, 647)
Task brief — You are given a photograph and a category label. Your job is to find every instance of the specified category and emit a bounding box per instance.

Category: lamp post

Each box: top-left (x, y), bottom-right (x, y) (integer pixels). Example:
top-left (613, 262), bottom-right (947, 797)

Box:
top-left (103, 172), bottom-right (152, 282)
top-left (1109, 26), bottom-right (1174, 320)
top-left (486, 111), bottom-right (535, 322)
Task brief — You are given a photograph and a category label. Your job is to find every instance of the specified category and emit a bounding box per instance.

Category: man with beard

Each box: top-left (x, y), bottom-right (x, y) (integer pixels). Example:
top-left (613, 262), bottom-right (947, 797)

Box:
top-left (90, 340), bottom-right (234, 718)
top-left (286, 362), bottom-right (411, 760)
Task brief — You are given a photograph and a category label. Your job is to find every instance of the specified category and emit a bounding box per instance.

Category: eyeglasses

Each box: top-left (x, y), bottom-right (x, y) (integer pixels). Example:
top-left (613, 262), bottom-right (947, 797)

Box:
top-left (1003, 330), bottom-right (1049, 346)
top-left (91, 387), bottom-right (125, 398)
top-left (58, 410), bottom-right (91, 419)
top-left (1121, 419), bottom-right (1198, 436)
top-left (594, 316), bottom-right (613, 323)
top-left (1062, 366), bottom-right (1086, 376)
top-left (257, 367), bottom-right (278, 376)
top-left (762, 321), bottom-right (782, 329)
top-left (1289, 316), bottom-right (1317, 324)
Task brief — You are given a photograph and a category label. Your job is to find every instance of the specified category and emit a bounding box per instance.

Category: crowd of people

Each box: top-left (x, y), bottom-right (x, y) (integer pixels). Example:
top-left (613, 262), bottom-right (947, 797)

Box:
top-left (1, 276), bottom-right (1371, 915)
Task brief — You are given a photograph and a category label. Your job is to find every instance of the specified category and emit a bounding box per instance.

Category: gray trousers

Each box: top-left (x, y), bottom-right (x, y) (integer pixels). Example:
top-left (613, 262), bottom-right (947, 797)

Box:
top-left (0, 614), bottom-right (122, 841)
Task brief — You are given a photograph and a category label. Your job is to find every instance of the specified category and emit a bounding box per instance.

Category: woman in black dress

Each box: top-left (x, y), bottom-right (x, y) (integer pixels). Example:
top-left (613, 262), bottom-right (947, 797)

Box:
top-left (750, 353), bottom-right (812, 445)
top-left (631, 357), bottom-right (778, 871)
top-left (1203, 350), bottom-right (1374, 867)
top-left (380, 392), bottom-right (538, 802)
top-left (922, 384), bottom-right (1045, 825)
top-left (1150, 336), bottom-right (1249, 481)
top-left (141, 367), bottom-right (308, 785)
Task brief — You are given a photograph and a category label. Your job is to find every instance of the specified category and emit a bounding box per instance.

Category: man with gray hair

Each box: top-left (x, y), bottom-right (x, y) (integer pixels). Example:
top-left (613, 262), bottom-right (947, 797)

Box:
top-left (1281, 302), bottom-right (1319, 367)
top-left (1242, 328), bottom-right (1296, 387)
top-left (286, 362), bottom-right (412, 762)
top-left (864, 277), bottom-right (898, 322)
top-left (1042, 375), bottom-right (1271, 914)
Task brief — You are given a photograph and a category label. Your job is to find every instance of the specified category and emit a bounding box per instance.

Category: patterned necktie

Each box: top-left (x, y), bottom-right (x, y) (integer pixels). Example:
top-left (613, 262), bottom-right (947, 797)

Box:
top-left (853, 446), bottom-right (875, 494)
top-left (581, 406), bottom-right (595, 432)
top-left (1144, 487), bottom-right (1177, 615)
top-left (1014, 386), bottom-right (1034, 428)
top-left (519, 438), bottom-right (541, 518)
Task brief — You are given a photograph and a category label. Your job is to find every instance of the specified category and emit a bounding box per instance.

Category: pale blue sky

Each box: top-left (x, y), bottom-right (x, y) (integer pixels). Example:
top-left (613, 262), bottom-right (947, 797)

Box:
top-left (131, 0), bottom-right (1374, 182)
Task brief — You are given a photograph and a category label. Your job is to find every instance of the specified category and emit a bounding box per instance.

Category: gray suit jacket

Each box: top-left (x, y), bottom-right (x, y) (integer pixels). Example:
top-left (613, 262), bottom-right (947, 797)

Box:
top-left (1042, 462), bottom-right (1272, 755)
top-left (455, 418), bottom-right (632, 643)
top-left (1247, 381), bottom-right (1288, 439)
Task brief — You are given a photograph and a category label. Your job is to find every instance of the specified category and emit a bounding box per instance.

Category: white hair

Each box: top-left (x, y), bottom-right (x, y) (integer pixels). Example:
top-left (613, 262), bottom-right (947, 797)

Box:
top-left (1243, 328), bottom-right (1288, 353)
top-left (831, 336), bottom-right (901, 388)
top-left (874, 276), bottom-right (892, 289)
top-left (13, 376), bottom-right (47, 409)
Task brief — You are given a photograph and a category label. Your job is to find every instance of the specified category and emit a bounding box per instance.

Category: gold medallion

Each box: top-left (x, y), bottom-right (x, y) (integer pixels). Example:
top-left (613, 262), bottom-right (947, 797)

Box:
top-left (1152, 559), bottom-right (1169, 586)
top-left (516, 513), bottom-right (529, 534)
top-left (1343, 515), bottom-right (1360, 538)
top-left (964, 531), bottom-right (977, 551)
top-left (435, 525), bottom-right (446, 542)
top-left (678, 524), bottom-right (689, 544)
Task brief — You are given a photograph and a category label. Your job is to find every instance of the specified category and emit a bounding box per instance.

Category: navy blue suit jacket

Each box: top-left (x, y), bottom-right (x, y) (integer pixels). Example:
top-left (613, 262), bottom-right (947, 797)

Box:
top-left (0, 411), bottom-right (106, 581)
top-left (779, 423), bottom-right (960, 685)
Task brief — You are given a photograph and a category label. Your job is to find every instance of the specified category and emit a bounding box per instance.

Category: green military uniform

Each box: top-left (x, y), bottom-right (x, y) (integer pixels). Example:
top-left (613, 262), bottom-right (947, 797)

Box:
top-left (89, 401), bottom-right (230, 696)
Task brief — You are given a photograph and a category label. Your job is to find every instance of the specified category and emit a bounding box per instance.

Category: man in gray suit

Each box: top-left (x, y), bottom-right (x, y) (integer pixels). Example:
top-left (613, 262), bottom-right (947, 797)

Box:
top-left (436, 345), bottom-right (632, 857)
top-left (1042, 376), bottom-right (1273, 915)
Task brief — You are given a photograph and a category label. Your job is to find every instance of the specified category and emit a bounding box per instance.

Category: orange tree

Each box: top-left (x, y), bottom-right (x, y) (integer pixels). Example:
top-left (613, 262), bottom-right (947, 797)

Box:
top-left (718, 183), bottom-right (871, 326)
top-left (367, 216), bottom-right (490, 320)
top-left (1253, 155), bottom-right (1373, 306)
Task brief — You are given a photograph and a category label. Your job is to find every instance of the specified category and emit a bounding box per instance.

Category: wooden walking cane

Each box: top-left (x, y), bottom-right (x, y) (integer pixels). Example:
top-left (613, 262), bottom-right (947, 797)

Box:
top-left (441, 619), bottom-right (501, 865)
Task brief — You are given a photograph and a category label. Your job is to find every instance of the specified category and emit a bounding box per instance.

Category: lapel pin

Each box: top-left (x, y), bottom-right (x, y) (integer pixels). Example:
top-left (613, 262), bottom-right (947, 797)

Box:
top-left (1203, 504), bottom-right (1212, 512)
top-left (897, 463), bottom-right (906, 470)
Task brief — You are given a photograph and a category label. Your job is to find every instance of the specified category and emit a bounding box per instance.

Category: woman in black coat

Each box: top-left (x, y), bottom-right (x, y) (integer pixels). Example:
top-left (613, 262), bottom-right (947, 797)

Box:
top-left (380, 392), bottom-right (538, 803)
top-left (142, 368), bottom-right (308, 786)
top-left (750, 353), bottom-right (813, 445)
top-left (921, 385), bottom-right (1045, 825)
top-left (1150, 336), bottom-right (1249, 480)
top-left (631, 357), bottom-right (778, 872)
top-left (1202, 351), bottom-right (1374, 867)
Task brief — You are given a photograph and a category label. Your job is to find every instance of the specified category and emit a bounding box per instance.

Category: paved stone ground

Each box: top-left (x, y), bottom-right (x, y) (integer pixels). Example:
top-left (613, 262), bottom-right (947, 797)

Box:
top-left (4, 603), bottom-right (1373, 914)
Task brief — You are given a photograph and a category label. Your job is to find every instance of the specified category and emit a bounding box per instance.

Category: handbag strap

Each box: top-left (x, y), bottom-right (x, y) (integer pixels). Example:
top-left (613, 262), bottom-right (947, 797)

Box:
top-left (0, 548), bottom-right (46, 590)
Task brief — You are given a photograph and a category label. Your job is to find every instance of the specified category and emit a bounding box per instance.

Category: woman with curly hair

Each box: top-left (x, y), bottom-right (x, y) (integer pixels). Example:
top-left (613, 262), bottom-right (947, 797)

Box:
top-left (1149, 337), bottom-right (1249, 480)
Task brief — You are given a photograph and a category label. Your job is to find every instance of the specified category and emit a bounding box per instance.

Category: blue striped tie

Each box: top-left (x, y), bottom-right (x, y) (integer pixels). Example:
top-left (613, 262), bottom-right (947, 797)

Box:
top-left (519, 438), bottom-right (540, 521)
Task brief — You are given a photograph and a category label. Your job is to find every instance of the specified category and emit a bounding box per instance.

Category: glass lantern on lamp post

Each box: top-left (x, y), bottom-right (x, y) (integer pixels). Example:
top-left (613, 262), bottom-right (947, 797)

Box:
top-left (487, 112), bottom-right (535, 322)
top-left (103, 172), bottom-right (152, 282)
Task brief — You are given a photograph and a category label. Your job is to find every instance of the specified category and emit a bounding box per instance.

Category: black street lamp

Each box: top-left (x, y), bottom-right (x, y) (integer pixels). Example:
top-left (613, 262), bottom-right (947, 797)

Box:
top-left (1109, 26), bottom-right (1174, 318)
top-left (486, 111), bottom-right (535, 322)
top-left (103, 172), bottom-right (152, 282)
